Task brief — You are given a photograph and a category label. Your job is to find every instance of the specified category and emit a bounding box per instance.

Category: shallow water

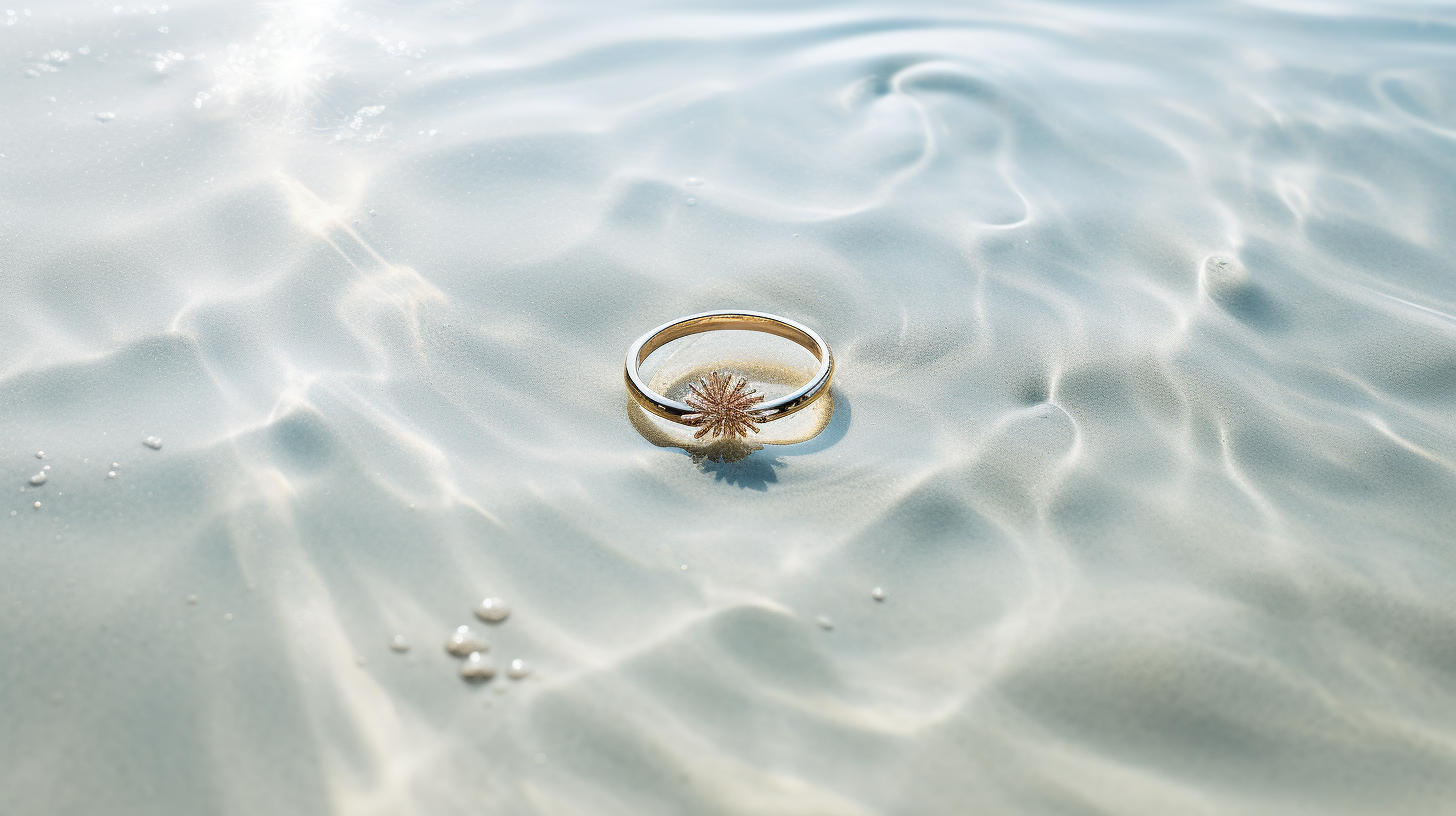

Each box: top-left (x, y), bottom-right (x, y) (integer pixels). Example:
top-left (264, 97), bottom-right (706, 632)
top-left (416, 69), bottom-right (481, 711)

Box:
top-left (4, 0), bottom-right (1456, 813)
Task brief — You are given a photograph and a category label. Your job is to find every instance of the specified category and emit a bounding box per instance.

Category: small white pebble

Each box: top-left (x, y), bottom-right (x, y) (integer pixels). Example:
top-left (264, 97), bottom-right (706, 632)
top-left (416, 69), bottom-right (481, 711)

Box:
top-left (143, 436), bottom-right (162, 450)
top-left (507, 658), bottom-right (530, 679)
top-left (474, 597), bottom-right (510, 622)
top-left (816, 614), bottom-right (834, 630)
top-left (35, 451), bottom-right (44, 459)
top-left (29, 472), bottom-right (46, 485)
top-left (107, 471), bottom-right (116, 478)
top-left (460, 651), bottom-right (495, 681)
top-left (111, 463), bottom-right (119, 469)
top-left (186, 594), bottom-right (197, 604)
top-left (389, 634), bottom-right (409, 652)
top-left (871, 587), bottom-right (885, 601)
top-left (446, 625), bottom-right (487, 656)
top-left (33, 501), bottom-right (41, 509)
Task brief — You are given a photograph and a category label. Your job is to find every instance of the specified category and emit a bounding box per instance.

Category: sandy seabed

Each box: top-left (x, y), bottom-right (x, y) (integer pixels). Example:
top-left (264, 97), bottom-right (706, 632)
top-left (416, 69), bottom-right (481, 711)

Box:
top-left (4, 1), bottom-right (1456, 814)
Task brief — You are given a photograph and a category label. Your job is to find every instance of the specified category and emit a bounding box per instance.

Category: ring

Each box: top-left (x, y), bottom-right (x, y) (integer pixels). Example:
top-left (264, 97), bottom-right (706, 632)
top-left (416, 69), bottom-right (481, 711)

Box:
top-left (624, 310), bottom-right (834, 440)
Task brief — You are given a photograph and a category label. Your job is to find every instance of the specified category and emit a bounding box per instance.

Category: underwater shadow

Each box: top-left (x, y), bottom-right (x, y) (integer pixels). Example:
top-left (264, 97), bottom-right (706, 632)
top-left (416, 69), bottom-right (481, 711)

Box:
top-left (1211, 279), bottom-right (1292, 332)
top-left (1218, 284), bottom-right (1290, 333)
top-left (695, 450), bottom-right (786, 491)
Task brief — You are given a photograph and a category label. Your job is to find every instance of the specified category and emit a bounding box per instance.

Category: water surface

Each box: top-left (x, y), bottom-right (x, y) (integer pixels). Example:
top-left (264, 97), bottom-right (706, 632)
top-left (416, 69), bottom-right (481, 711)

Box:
top-left (3, 0), bottom-right (1456, 813)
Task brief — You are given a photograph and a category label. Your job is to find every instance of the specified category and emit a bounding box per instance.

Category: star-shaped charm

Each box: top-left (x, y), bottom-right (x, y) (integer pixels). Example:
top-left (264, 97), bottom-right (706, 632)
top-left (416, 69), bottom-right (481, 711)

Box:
top-left (682, 371), bottom-right (765, 440)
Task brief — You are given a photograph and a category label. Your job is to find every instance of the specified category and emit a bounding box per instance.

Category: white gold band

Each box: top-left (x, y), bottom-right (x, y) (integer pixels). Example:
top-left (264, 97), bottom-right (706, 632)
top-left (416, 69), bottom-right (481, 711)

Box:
top-left (624, 310), bottom-right (834, 425)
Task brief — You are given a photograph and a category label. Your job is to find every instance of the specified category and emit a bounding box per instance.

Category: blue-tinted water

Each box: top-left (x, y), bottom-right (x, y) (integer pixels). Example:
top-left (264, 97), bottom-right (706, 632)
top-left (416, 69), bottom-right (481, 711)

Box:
top-left (4, 1), bottom-right (1456, 813)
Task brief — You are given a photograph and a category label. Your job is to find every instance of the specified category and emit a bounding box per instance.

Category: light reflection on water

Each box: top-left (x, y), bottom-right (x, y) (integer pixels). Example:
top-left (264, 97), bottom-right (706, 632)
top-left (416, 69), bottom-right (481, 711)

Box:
top-left (3, 0), bottom-right (1456, 813)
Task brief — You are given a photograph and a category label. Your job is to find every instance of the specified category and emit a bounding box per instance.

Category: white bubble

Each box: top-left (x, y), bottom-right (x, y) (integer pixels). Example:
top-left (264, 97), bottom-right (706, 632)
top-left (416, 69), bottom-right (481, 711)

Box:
top-left (816, 614), bottom-right (834, 630)
top-left (507, 658), bottom-right (530, 679)
top-left (143, 436), bottom-right (162, 449)
top-left (389, 634), bottom-right (409, 652)
top-left (107, 471), bottom-right (116, 478)
top-left (474, 597), bottom-right (510, 622)
top-left (35, 451), bottom-right (43, 459)
top-left (111, 463), bottom-right (119, 469)
top-left (445, 625), bottom-right (487, 656)
top-left (460, 651), bottom-right (495, 681)
top-left (29, 472), bottom-right (46, 485)
top-left (871, 587), bottom-right (885, 601)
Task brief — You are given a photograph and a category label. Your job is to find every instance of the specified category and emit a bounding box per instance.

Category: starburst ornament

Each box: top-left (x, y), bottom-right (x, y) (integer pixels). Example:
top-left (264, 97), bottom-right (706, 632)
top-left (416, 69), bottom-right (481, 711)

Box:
top-left (682, 371), bottom-right (765, 440)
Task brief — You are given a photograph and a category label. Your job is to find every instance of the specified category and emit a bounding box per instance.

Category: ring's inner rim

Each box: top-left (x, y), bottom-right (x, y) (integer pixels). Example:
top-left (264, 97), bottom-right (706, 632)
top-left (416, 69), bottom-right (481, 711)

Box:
top-left (656, 358), bottom-right (817, 403)
top-left (636, 314), bottom-right (823, 366)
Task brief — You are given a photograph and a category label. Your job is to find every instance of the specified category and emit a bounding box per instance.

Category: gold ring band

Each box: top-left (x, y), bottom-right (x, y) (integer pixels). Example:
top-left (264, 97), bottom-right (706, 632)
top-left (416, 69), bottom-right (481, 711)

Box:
top-left (624, 310), bottom-right (834, 439)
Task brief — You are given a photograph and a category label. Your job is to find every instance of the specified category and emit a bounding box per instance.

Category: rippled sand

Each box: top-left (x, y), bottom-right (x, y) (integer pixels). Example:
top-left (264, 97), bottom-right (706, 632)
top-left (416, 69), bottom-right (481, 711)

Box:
top-left (4, 0), bottom-right (1456, 813)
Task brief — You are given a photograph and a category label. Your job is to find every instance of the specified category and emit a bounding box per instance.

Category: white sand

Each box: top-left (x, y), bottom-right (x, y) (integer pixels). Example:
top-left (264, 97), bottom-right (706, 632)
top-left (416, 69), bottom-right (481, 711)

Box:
top-left (3, 0), bottom-right (1456, 813)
